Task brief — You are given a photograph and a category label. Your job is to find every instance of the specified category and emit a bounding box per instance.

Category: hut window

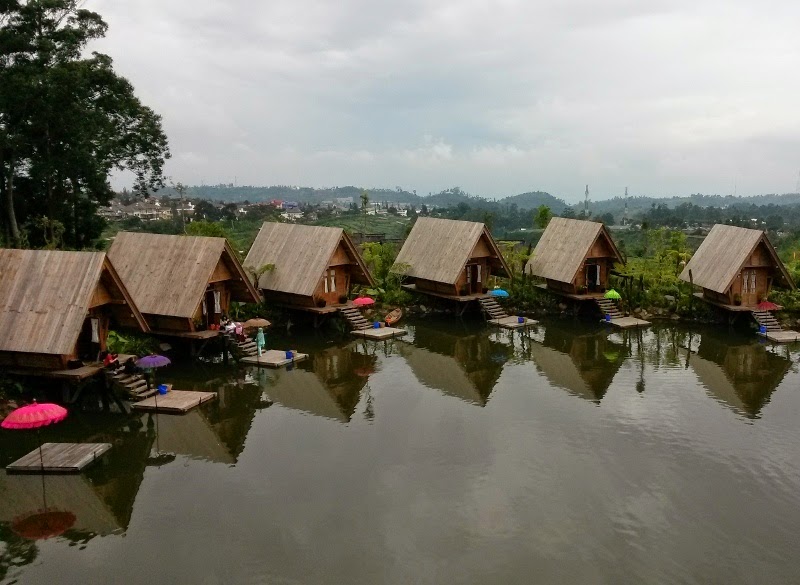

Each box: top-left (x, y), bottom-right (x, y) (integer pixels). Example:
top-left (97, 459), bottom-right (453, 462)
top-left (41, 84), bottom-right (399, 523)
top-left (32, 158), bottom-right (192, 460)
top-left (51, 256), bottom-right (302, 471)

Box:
top-left (324, 269), bottom-right (336, 293)
top-left (477, 265), bottom-right (482, 283)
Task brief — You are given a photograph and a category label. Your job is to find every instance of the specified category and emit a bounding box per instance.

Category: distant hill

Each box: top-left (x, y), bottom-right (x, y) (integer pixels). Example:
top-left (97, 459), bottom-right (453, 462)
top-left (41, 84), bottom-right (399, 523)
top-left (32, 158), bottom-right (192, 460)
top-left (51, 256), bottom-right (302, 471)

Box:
top-left (503, 191), bottom-right (568, 213)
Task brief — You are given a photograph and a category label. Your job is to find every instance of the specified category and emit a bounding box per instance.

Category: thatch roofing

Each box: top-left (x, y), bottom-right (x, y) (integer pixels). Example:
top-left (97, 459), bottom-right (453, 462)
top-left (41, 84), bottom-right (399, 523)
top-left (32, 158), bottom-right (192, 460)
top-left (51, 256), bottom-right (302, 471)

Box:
top-left (107, 232), bottom-right (259, 318)
top-left (679, 224), bottom-right (794, 293)
top-left (244, 222), bottom-right (374, 296)
top-left (0, 249), bottom-right (146, 356)
top-left (526, 217), bottom-right (623, 283)
top-left (393, 217), bottom-right (510, 284)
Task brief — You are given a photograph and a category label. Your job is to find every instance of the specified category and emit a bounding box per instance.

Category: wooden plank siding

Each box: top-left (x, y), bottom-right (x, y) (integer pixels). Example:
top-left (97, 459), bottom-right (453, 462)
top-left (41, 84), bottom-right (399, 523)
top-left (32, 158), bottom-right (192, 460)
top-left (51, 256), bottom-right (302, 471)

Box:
top-left (0, 250), bottom-right (147, 370)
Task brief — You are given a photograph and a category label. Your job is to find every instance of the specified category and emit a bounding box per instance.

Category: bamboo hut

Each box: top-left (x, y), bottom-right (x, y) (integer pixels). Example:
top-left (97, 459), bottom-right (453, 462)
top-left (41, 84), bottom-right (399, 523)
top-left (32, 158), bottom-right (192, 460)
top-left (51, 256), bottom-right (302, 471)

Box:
top-left (393, 217), bottom-right (510, 304)
top-left (525, 217), bottom-right (624, 297)
top-left (107, 232), bottom-right (260, 336)
top-left (0, 249), bottom-right (147, 372)
top-left (244, 223), bottom-right (374, 312)
top-left (679, 224), bottom-right (794, 310)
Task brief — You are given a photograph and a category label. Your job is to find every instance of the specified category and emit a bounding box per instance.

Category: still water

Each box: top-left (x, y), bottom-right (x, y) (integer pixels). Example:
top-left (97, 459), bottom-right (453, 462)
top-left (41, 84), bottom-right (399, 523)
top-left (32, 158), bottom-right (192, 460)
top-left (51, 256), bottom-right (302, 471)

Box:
top-left (1, 318), bottom-right (800, 584)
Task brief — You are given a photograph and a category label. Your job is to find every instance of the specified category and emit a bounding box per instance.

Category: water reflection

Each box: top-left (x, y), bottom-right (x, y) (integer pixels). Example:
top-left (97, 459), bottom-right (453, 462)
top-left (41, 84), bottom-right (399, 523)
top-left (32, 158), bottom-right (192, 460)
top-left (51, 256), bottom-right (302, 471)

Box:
top-left (254, 343), bottom-right (377, 422)
top-left (529, 323), bottom-right (626, 403)
top-left (684, 329), bottom-right (793, 418)
top-left (400, 321), bottom-right (512, 406)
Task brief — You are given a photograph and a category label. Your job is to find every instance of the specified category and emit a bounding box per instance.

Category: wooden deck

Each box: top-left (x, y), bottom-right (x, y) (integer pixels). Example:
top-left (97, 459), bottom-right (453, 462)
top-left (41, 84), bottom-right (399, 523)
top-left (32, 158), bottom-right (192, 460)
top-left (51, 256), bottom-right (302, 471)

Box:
top-left (758, 330), bottom-right (800, 343)
top-left (7, 443), bottom-right (112, 474)
top-left (692, 293), bottom-right (781, 312)
top-left (535, 283), bottom-right (605, 301)
top-left (151, 329), bottom-right (220, 340)
top-left (131, 390), bottom-right (216, 413)
top-left (489, 316), bottom-right (538, 329)
top-left (277, 303), bottom-right (348, 315)
top-left (604, 316), bottom-right (651, 329)
top-left (240, 350), bottom-right (309, 368)
top-left (351, 327), bottom-right (407, 340)
top-left (402, 284), bottom-right (490, 303)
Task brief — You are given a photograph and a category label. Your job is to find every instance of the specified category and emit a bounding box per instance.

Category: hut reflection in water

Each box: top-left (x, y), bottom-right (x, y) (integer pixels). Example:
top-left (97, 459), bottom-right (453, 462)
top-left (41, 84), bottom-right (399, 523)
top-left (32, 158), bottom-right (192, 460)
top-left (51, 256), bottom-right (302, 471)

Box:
top-left (686, 331), bottom-right (792, 418)
top-left (400, 324), bottom-right (512, 406)
top-left (254, 343), bottom-right (377, 422)
top-left (530, 325), bottom-right (626, 403)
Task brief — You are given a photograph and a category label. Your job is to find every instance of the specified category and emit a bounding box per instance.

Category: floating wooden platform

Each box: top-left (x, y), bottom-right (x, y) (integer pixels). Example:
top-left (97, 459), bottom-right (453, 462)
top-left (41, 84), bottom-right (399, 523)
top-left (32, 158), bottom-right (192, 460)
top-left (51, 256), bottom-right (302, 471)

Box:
top-left (351, 327), bottom-right (408, 340)
top-left (758, 330), bottom-right (800, 343)
top-left (131, 390), bottom-right (216, 413)
top-left (603, 316), bottom-right (651, 329)
top-left (489, 316), bottom-right (538, 329)
top-left (7, 443), bottom-right (112, 474)
top-left (240, 350), bottom-right (309, 368)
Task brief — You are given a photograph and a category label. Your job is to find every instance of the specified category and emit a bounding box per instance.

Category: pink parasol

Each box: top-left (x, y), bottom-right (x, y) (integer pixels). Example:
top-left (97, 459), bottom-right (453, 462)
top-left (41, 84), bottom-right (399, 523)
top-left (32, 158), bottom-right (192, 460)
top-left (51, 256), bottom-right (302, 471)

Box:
top-left (757, 301), bottom-right (779, 311)
top-left (353, 296), bottom-right (375, 306)
top-left (1, 401), bottom-right (67, 430)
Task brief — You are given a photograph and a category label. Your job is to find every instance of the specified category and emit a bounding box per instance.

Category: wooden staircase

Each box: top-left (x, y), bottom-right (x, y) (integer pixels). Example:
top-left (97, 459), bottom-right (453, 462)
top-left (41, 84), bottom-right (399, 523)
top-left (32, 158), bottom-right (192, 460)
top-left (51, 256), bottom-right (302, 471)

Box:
top-left (479, 297), bottom-right (508, 320)
top-left (752, 310), bottom-right (782, 332)
top-left (108, 370), bottom-right (157, 400)
top-left (339, 306), bottom-right (372, 330)
top-left (595, 298), bottom-right (623, 319)
top-left (223, 331), bottom-right (258, 357)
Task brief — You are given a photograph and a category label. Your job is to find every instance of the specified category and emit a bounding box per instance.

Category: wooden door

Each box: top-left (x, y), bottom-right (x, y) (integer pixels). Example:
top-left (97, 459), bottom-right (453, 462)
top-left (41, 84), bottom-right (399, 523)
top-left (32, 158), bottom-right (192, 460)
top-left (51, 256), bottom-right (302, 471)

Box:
top-left (586, 264), bottom-right (599, 292)
top-left (321, 268), bottom-right (339, 304)
top-left (465, 264), bottom-right (481, 294)
top-left (741, 269), bottom-right (759, 306)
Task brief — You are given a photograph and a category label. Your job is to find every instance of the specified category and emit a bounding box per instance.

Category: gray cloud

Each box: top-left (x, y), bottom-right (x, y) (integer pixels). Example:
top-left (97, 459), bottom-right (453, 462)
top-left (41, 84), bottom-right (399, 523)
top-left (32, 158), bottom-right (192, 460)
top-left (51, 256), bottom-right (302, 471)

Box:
top-left (92, 0), bottom-right (800, 201)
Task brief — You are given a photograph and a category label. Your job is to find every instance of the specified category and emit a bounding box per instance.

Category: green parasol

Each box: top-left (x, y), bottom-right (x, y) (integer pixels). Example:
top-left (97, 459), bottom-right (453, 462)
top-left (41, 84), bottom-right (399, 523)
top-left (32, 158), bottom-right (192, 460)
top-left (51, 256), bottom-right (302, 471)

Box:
top-left (604, 289), bottom-right (621, 300)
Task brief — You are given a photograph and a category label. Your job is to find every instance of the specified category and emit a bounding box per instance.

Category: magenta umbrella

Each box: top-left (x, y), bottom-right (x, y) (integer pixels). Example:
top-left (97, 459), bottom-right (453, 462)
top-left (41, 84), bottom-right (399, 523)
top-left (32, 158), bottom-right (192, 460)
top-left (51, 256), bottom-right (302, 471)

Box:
top-left (353, 296), bottom-right (375, 307)
top-left (757, 301), bottom-right (779, 311)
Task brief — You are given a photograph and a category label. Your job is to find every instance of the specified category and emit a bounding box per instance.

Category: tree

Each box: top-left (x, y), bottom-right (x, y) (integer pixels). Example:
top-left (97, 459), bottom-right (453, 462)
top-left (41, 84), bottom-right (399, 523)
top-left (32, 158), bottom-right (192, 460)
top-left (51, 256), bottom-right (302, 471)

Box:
top-left (533, 205), bottom-right (552, 229)
top-left (0, 0), bottom-right (170, 248)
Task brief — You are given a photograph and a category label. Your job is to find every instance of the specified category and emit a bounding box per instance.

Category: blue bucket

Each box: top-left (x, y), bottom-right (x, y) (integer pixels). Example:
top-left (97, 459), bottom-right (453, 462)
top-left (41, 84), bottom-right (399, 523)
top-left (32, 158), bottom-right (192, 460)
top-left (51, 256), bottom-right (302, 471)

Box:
top-left (760, 325), bottom-right (767, 334)
top-left (157, 384), bottom-right (168, 395)
top-left (373, 322), bottom-right (381, 329)
top-left (285, 350), bottom-right (293, 360)
top-left (517, 316), bottom-right (524, 324)
top-left (605, 314), bottom-right (611, 322)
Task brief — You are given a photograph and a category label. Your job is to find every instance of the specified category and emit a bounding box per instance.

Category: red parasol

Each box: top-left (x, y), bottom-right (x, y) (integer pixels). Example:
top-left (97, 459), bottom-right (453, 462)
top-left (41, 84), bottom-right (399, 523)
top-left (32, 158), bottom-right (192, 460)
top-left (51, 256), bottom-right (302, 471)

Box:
top-left (757, 301), bottom-right (779, 311)
top-left (353, 296), bottom-right (375, 306)
top-left (12, 509), bottom-right (76, 540)
top-left (1, 401), bottom-right (67, 430)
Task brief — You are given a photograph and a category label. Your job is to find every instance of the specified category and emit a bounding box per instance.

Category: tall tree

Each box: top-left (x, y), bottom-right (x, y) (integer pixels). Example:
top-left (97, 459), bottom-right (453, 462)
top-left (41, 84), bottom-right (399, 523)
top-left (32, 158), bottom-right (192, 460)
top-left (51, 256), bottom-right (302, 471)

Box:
top-left (0, 0), bottom-right (170, 248)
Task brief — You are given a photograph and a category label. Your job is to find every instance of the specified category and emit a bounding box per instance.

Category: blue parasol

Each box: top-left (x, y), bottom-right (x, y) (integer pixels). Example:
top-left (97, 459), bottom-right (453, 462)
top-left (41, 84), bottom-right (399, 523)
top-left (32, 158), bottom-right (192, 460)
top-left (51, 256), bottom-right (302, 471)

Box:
top-left (488, 288), bottom-right (509, 298)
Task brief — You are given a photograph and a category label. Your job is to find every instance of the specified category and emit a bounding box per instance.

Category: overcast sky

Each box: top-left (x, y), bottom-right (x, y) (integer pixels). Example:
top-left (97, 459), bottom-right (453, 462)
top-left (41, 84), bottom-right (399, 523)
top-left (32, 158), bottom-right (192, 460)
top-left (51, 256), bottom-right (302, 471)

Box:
top-left (91, 0), bottom-right (800, 202)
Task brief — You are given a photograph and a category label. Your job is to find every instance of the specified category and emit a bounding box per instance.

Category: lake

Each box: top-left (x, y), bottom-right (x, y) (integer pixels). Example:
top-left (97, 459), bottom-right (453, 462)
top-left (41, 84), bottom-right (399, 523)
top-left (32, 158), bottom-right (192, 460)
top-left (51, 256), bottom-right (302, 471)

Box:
top-left (1, 317), bottom-right (799, 584)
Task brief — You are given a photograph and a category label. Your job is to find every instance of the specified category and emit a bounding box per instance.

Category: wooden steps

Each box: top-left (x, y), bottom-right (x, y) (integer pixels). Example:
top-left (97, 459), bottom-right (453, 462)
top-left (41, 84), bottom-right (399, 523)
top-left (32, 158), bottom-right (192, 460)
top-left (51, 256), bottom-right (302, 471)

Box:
top-left (339, 306), bottom-right (372, 330)
top-left (478, 297), bottom-right (508, 320)
top-left (595, 298), bottom-right (623, 319)
top-left (752, 310), bottom-right (782, 332)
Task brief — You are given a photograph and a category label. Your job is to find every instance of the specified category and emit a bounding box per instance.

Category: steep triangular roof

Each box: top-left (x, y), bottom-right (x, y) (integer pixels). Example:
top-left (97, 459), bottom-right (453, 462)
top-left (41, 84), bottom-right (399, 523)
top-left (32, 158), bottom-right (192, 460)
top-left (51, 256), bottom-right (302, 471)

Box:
top-left (0, 249), bottom-right (147, 356)
top-left (244, 223), bottom-right (374, 296)
top-left (108, 232), bottom-right (259, 318)
top-left (679, 224), bottom-right (794, 293)
top-left (526, 218), bottom-right (624, 284)
top-left (393, 217), bottom-right (510, 284)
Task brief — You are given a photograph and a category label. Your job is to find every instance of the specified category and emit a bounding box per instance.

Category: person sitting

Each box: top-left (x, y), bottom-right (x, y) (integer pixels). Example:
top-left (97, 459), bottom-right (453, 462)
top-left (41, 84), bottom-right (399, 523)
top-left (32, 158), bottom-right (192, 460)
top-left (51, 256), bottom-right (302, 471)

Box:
top-left (123, 357), bottom-right (140, 375)
top-left (103, 352), bottom-right (119, 369)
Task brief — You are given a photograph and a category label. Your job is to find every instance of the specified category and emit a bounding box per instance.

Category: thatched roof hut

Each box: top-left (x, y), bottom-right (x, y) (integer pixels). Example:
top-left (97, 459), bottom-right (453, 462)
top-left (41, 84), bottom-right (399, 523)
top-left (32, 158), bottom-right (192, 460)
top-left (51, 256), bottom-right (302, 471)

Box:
top-left (244, 223), bottom-right (374, 309)
top-left (393, 217), bottom-right (510, 299)
top-left (108, 232), bottom-right (260, 333)
top-left (679, 224), bottom-right (794, 308)
top-left (526, 217), bottom-right (623, 296)
top-left (0, 249), bottom-right (147, 370)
